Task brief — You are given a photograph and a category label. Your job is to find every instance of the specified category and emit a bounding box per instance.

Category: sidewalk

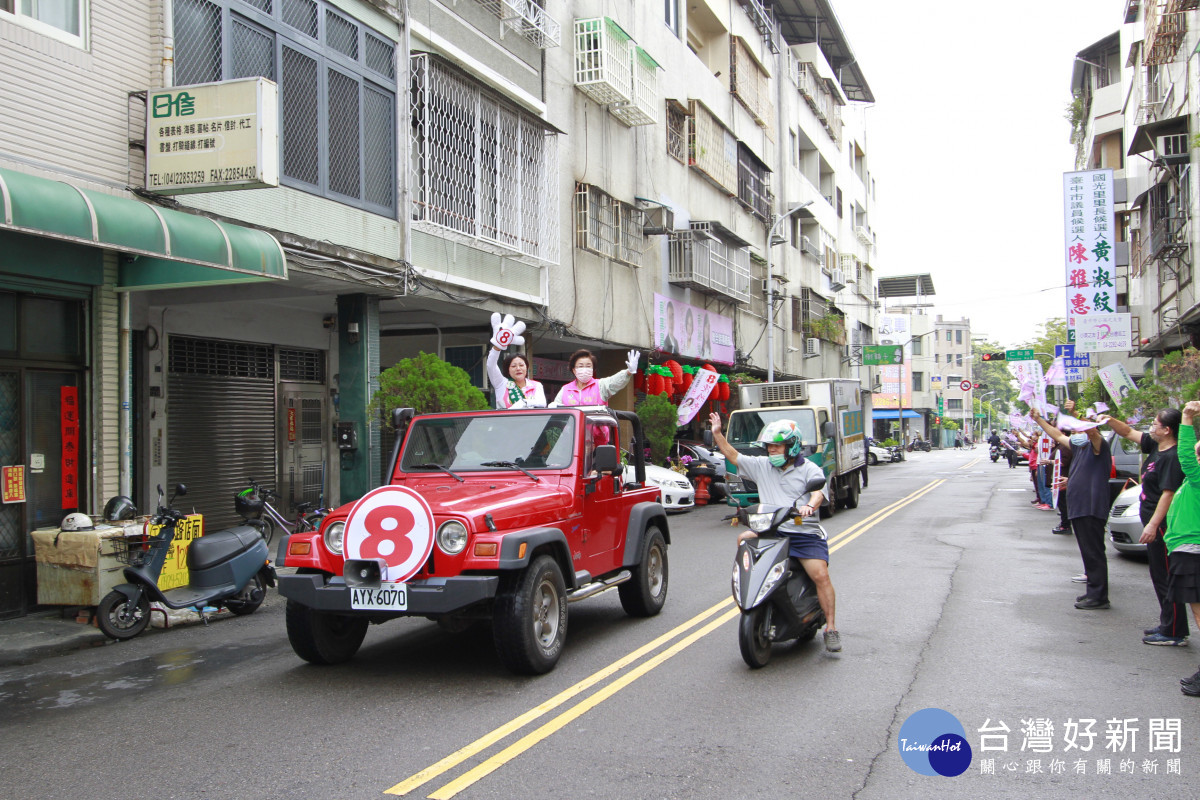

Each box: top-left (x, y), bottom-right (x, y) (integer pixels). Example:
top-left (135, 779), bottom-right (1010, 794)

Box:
top-left (0, 608), bottom-right (110, 667)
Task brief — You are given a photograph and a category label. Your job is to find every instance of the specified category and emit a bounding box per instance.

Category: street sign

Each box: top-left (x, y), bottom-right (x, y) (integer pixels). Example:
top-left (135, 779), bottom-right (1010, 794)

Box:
top-left (863, 345), bottom-right (904, 365)
top-left (959, 379), bottom-right (972, 391)
top-left (937, 396), bottom-right (945, 414)
top-left (1055, 343), bottom-right (1090, 369)
top-left (1005, 349), bottom-right (1035, 361)
top-left (1074, 313), bottom-right (1132, 353)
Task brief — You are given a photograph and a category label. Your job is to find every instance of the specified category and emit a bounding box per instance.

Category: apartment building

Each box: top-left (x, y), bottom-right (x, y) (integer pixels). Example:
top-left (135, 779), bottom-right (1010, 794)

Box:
top-left (0, 0), bottom-right (882, 617)
top-left (1070, 0), bottom-right (1200, 375)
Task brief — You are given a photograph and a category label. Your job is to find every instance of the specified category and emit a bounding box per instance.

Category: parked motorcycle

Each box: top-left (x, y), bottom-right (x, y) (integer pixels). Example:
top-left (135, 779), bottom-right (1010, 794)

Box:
top-left (96, 484), bottom-right (275, 640)
top-left (906, 439), bottom-right (932, 452)
top-left (729, 476), bottom-right (828, 668)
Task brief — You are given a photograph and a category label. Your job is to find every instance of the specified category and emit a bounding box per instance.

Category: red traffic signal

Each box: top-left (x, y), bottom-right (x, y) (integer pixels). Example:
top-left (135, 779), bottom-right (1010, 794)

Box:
top-left (973, 383), bottom-right (982, 389)
top-left (981, 352), bottom-right (1006, 362)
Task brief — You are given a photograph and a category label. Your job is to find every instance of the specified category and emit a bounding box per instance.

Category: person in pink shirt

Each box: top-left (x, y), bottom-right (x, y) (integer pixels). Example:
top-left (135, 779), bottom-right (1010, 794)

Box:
top-left (551, 348), bottom-right (639, 407)
top-left (485, 313), bottom-right (546, 408)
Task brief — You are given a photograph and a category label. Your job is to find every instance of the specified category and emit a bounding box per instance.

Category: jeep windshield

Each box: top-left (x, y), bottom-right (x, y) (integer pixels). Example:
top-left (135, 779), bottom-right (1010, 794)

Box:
top-left (400, 413), bottom-right (576, 472)
top-left (727, 409), bottom-right (818, 449)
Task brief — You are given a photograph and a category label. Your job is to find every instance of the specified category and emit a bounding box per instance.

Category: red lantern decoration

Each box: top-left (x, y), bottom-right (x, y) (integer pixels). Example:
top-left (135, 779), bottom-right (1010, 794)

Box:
top-left (634, 370), bottom-right (646, 391)
top-left (647, 374), bottom-right (665, 395)
top-left (681, 373), bottom-right (694, 391)
top-left (662, 360), bottom-right (683, 385)
top-left (718, 382), bottom-right (730, 401)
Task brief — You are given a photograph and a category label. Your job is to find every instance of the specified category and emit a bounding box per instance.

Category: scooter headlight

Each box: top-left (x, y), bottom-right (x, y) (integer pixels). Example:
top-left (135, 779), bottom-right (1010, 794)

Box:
top-left (323, 521), bottom-right (345, 555)
top-left (746, 512), bottom-right (774, 533)
top-left (753, 561), bottom-right (788, 607)
top-left (436, 520), bottom-right (469, 555)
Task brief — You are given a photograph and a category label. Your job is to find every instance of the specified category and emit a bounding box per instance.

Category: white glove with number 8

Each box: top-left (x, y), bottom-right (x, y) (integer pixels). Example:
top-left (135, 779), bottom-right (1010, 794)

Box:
top-left (490, 312), bottom-right (526, 350)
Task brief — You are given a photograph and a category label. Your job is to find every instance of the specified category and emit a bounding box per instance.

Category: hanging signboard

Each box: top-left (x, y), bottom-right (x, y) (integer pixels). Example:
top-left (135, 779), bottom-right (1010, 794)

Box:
top-left (146, 77), bottom-right (279, 194)
top-left (1063, 169), bottom-right (1116, 334)
top-left (2, 465), bottom-right (25, 504)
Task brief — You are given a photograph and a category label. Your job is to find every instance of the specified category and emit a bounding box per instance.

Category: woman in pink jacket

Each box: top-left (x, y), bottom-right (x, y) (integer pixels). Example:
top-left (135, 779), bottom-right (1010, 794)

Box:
top-left (551, 348), bottom-right (640, 407)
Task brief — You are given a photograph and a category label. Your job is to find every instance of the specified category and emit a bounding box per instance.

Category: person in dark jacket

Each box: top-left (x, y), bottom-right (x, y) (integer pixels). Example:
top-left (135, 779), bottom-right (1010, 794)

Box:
top-left (1031, 406), bottom-right (1113, 610)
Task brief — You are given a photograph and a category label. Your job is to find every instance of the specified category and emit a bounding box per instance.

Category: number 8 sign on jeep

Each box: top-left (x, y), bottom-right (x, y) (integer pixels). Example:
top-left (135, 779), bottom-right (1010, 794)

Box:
top-left (343, 486), bottom-right (436, 583)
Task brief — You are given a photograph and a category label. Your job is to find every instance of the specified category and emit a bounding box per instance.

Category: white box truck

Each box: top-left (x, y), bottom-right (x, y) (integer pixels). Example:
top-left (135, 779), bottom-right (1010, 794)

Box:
top-left (723, 379), bottom-right (870, 515)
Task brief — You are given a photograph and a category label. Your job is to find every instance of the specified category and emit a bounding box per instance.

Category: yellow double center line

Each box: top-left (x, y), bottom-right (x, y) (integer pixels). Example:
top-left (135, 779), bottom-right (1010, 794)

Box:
top-left (387, 478), bottom-right (945, 798)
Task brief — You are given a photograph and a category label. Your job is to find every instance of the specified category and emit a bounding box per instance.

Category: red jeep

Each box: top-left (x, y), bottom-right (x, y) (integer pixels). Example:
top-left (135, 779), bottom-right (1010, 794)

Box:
top-left (278, 406), bottom-right (669, 674)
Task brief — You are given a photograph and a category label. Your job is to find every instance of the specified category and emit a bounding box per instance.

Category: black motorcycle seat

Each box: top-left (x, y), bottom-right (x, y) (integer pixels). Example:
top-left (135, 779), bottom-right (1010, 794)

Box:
top-left (187, 526), bottom-right (262, 571)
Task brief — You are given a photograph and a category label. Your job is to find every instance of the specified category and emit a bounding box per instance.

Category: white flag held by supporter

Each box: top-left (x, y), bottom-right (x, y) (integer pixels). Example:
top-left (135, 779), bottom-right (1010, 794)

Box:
top-left (1009, 359), bottom-right (1048, 413)
top-left (1044, 358), bottom-right (1067, 387)
top-left (676, 368), bottom-right (720, 426)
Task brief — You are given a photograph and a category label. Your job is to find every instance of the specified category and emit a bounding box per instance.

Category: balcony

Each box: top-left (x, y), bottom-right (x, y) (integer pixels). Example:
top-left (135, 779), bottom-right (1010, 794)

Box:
top-left (794, 62), bottom-right (843, 141)
top-left (574, 17), bottom-right (633, 106)
top-left (1151, 215), bottom-right (1188, 259)
top-left (687, 100), bottom-right (738, 196)
top-left (610, 47), bottom-right (660, 127)
top-left (476, 0), bottom-right (561, 48)
top-left (1144, 0), bottom-right (1198, 66)
top-left (668, 222), bottom-right (753, 304)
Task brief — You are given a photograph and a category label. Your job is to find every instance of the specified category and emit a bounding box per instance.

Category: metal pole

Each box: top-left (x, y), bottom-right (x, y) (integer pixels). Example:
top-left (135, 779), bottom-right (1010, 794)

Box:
top-left (766, 202), bottom-right (813, 382)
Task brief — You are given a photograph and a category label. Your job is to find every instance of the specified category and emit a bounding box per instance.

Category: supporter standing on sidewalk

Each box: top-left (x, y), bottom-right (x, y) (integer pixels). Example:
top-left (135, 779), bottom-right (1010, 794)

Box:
top-left (1100, 409), bottom-right (1188, 646)
top-left (1168, 402), bottom-right (1200, 695)
top-left (1031, 406), bottom-right (1113, 610)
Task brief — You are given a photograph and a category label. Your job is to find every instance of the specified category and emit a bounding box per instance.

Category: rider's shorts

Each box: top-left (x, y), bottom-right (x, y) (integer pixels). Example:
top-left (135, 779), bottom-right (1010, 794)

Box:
top-left (787, 532), bottom-right (829, 562)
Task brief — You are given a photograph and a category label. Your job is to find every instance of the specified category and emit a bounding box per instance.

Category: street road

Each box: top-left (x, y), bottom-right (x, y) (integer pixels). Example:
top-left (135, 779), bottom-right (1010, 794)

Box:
top-left (0, 449), bottom-right (1193, 799)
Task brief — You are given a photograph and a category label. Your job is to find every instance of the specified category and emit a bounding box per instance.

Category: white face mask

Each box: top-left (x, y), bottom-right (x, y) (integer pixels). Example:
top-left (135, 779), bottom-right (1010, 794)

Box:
top-left (1069, 433), bottom-right (1088, 447)
top-left (574, 366), bottom-right (593, 382)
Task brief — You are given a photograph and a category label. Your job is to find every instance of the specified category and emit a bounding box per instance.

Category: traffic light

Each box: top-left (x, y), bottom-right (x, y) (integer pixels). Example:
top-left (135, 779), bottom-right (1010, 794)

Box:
top-left (981, 352), bottom-right (1006, 362)
top-left (973, 383), bottom-right (983, 389)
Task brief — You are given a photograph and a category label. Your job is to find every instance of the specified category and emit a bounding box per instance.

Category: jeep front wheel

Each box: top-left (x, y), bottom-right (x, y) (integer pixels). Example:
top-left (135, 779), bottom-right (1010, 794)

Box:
top-left (286, 600), bottom-right (369, 665)
top-left (619, 527), bottom-right (668, 617)
top-left (492, 555), bottom-right (568, 674)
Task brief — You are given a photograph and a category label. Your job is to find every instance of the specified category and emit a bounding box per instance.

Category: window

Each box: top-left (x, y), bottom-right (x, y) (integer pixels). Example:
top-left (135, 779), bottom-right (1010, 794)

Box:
top-left (173, 0), bottom-right (397, 214)
top-left (911, 338), bottom-right (922, 356)
top-left (731, 36), bottom-right (773, 129)
top-left (956, 354), bottom-right (963, 367)
top-left (444, 345), bottom-right (484, 388)
top-left (412, 54), bottom-right (560, 262)
top-left (737, 143), bottom-right (771, 220)
top-left (0, 0), bottom-right (86, 44)
top-left (664, 0), bottom-right (679, 35)
top-left (955, 330), bottom-right (963, 345)
top-left (912, 372), bottom-right (923, 392)
top-left (947, 399), bottom-right (963, 411)
top-left (575, 183), bottom-right (644, 266)
top-left (946, 330), bottom-right (952, 342)
top-left (666, 101), bottom-right (688, 164)
top-left (790, 131), bottom-right (798, 167)
top-left (836, 187), bottom-right (843, 218)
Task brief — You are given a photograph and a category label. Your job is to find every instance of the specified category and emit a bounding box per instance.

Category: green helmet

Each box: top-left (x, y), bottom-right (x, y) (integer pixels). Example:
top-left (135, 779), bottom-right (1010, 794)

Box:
top-left (757, 419), bottom-right (803, 458)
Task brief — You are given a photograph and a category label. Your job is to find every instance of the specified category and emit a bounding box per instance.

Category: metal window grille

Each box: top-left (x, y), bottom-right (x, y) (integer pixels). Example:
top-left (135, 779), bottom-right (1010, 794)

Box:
top-left (687, 100), bottom-right (737, 195)
top-left (476, 0), bottom-right (561, 48)
top-left (730, 36), bottom-right (773, 130)
top-left (231, 15), bottom-right (274, 79)
top-left (668, 223), bottom-right (752, 303)
top-left (737, 143), bottom-right (771, 220)
top-left (791, 295), bottom-right (803, 333)
top-left (300, 399), bottom-right (323, 443)
top-left (411, 53), bottom-right (559, 263)
top-left (325, 8), bottom-right (357, 59)
top-left (169, 336), bottom-right (272, 378)
top-left (574, 17), bottom-right (633, 105)
top-left (281, 0), bottom-right (317, 38)
top-left (617, 201), bottom-right (645, 265)
top-left (611, 47), bottom-right (659, 126)
top-left (174, 0), bottom-right (397, 215)
top-left (278, 347), bottom-right (325, 382)
top-left (174, 0), bottom-right (222, 86)
top-left (444, 345), bottom-right (484, 388)
top-left (666, 101), bottom-right (687, 163)
top-left (575, 183), bottom-right (642, 266)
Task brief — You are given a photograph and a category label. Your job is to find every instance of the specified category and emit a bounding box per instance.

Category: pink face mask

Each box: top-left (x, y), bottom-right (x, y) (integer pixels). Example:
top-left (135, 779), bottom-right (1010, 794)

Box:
top-left (574, 366), bottom-right (593, 382)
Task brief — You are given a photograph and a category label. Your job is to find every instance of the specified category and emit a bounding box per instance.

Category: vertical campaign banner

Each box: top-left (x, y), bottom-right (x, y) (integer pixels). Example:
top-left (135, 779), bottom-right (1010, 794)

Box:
top-left (1063, 169), bottom-right (1115, 332)
top-left (60, 386), bottom-right (79, 510)
top-left (676, 369), bottom-right (720, 426)
top-left (876, 315), bottom-right (911, 409)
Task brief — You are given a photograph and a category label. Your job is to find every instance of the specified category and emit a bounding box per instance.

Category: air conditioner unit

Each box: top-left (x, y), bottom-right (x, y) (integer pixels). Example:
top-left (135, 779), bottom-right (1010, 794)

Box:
top-left (801, 236), bottom-right (822, 260)
top-left (1158, 133), bottom-right (1189, 163)
top-left (829, 268), bottom-right (846, 293)
top-left (642, 205), bottom-right (675, 236)
top-left (805, 337), bottom-right (821, 357)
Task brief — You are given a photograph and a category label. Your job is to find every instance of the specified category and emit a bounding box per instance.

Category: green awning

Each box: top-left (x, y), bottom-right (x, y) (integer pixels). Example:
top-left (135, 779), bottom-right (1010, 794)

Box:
top-left (0, 167), bottom-right (287, 290)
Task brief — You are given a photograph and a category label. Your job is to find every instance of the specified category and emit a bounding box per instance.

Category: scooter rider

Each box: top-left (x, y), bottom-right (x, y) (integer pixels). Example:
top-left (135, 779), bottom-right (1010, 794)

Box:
top-left (709, 412), bottom-right (841, 652)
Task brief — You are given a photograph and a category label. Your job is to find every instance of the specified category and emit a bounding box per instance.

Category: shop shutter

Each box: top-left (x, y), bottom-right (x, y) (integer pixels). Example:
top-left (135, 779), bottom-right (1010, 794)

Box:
top-left (168, 337), bottom-right (276, 531)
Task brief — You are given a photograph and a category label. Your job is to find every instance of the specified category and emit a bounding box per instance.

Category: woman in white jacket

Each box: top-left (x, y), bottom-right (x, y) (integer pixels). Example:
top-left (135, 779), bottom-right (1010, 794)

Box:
top-left (486, 347), bottom-right (546, 409)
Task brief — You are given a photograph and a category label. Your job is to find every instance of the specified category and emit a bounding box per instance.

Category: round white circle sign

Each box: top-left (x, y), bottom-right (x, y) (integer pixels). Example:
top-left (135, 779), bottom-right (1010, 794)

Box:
top-left (343, 485), bottom-right (435, 583)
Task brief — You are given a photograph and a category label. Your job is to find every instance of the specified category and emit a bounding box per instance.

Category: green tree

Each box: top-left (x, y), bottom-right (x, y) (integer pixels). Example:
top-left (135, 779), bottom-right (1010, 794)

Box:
top-left (635, 393), bottom-right (679, 464)
top-left (370, 351), bottom-right (488, 419)
top-left (1020, 317), bottom-right (1070, 374)
top-left (972, 339), bottom-right (1016, 415)
top-left (1116, 347), bottom-right (1200, 422)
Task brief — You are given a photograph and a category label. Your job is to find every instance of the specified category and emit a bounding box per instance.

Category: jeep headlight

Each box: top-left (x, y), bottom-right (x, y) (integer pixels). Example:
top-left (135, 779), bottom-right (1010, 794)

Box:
top-left (437, 520), bottom-right (469, 555)
top-left (746, 512), bottom-right (773, 533)
top-left (324, 521), bottom-right (345, 555)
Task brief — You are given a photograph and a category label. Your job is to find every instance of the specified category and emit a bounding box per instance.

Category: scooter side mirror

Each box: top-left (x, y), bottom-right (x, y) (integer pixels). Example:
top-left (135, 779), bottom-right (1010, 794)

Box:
top-left (175, 483), bottom-right (188, 497)
top-left (805, 476), bottom-right (827, 493)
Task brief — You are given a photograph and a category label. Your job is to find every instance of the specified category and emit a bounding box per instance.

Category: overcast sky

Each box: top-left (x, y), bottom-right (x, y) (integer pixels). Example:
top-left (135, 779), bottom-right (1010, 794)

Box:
top-left (837, 0), bottom-right (1128, 348)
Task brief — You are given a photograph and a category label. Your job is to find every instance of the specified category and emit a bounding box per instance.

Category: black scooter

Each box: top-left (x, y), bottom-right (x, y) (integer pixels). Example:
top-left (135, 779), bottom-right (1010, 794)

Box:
top-left (989, 444), bottom-right (1002, 462)
top-left (729, 476), bottom-right (828, 668)
top-left (97, 484), bottom-right (276, 641)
